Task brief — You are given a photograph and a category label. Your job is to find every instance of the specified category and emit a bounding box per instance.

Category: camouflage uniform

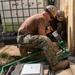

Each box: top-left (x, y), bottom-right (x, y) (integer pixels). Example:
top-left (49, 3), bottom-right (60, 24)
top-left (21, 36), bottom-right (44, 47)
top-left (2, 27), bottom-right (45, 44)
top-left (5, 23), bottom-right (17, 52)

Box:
top-left (17, 34), bottom-right (59, 67)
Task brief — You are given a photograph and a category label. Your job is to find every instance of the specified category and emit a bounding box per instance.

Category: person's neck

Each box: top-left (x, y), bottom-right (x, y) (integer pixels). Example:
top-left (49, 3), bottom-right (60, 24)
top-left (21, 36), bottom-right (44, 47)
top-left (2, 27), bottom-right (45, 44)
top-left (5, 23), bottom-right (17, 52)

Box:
top-left (42, 12), bottom-right (50, 23)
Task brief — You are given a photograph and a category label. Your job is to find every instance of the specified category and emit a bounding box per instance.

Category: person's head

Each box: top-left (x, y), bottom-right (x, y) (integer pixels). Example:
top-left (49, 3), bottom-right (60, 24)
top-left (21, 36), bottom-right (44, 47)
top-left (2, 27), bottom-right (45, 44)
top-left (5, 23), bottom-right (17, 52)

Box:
top-left (45, 5), bottom-right (57, 20)
top-left (56, 10), bottom-right (65, 21)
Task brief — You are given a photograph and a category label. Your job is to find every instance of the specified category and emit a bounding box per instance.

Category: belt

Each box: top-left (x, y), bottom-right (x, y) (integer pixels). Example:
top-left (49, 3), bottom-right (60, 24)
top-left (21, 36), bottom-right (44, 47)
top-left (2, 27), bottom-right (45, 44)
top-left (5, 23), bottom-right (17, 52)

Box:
top-left (18, 32), bottom-right (28, 36)
top-left (18, 32), bottom-right (24, 35)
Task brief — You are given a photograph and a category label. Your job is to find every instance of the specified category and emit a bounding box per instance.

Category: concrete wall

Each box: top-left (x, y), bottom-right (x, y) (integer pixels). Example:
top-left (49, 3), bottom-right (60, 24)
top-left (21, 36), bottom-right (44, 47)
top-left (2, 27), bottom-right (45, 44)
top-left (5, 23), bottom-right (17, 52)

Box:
top-left (55, 0), bottom-right (68, 17)
top-left (68, 0), bottom-right (75, 56)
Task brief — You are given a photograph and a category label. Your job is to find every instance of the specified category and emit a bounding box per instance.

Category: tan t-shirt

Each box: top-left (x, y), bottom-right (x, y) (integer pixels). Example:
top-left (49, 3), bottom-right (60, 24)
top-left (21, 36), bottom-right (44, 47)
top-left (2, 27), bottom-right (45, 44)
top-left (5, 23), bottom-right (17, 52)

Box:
top-left (18, 14), bottom-right (46, 35)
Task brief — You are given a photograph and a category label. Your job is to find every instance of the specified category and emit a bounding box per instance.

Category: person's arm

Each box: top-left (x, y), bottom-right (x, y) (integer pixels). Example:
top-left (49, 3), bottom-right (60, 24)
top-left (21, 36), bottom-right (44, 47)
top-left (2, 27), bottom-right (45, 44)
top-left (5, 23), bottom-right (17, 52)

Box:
top-left (38, 19), bottom-right (53, 35)
top-left (37, 18), bottom-right (46, 36)
top-left (39, 28), bottom-right (46, 35)
top-left (61, 20), bottom-right (67, 39)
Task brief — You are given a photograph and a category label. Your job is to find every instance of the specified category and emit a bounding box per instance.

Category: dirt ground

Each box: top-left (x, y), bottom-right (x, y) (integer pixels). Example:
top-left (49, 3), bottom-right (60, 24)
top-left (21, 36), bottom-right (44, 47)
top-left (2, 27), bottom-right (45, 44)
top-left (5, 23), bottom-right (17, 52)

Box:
top-left (0, 45), bottom-right (21, 67)
top-left (1, 44), bottom-right (75, 75)
top-left (0, 45), bottom-right (20, 56)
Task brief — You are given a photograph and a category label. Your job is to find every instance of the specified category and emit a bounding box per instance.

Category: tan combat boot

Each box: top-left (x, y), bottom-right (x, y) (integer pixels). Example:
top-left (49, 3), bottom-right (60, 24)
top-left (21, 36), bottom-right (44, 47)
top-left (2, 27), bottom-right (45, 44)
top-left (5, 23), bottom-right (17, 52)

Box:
top-left (51, 60), bottom-right (69, 71)
top-left (19, 45), bottom-right (28, 57)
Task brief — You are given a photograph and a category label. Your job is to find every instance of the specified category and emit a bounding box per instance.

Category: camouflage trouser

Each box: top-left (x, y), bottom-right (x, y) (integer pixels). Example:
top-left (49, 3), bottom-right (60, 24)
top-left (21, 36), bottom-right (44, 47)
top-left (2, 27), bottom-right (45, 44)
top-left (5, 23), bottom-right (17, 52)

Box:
top-left (17, 34), bottom-right (59, 67)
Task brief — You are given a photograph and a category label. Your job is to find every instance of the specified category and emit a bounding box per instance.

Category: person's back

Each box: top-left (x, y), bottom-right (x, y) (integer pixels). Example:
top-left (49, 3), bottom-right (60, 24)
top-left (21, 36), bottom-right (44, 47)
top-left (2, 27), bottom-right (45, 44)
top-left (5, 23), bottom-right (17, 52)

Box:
top-left (18, 14), bottom-right (46, 35)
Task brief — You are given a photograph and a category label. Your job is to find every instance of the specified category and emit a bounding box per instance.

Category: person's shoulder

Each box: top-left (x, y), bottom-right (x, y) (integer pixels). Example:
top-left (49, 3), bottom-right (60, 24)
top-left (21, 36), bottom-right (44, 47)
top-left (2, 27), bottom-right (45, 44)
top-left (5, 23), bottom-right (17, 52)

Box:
top-left (26, 14), bottom-right (41, 20)
top-left (36, 14), bottom-right (46, 21)
top-left (37, 14), bottom-right (45, 18)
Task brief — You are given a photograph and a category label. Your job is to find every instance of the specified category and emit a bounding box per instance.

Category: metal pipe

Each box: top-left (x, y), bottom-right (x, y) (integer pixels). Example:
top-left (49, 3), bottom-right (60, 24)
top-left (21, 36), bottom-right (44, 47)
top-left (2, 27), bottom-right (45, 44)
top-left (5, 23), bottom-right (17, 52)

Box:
top-left (6, 65), bottom-right (15, 75)
top-left (1, 50), bottom-right (43, 74)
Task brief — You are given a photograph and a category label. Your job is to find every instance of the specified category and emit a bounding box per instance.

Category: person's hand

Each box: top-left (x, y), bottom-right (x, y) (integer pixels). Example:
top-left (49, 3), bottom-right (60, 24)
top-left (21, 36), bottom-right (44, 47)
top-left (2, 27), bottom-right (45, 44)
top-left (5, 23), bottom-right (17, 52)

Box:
top-left (47, 26), bottom-right (53, 31)
top-left (46, 26), bottom-right (53, 34)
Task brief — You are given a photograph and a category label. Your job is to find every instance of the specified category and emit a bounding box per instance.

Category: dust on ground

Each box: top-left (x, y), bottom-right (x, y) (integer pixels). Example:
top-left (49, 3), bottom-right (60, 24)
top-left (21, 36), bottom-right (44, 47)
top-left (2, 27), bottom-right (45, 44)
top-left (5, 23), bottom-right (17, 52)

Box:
top-left (0, 45), bottom-right (21, 67)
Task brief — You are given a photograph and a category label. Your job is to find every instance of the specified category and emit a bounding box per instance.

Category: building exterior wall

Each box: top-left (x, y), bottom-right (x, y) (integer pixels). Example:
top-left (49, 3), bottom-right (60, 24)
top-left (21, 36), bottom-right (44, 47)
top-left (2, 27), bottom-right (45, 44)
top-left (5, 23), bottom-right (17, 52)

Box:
top-left (55, 0), bottom-right (68, 17)
top-left (68, 0), bottom-right (75, 56)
